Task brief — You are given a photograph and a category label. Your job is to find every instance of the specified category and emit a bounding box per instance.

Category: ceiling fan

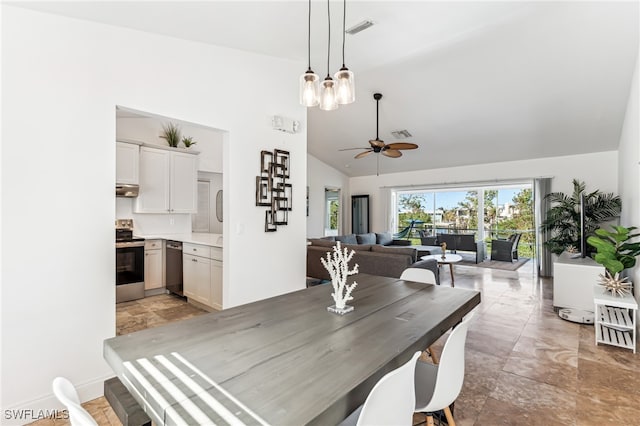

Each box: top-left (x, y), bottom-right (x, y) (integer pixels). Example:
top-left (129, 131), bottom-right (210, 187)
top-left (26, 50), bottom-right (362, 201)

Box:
top-left (340, 92), bottom-right (418, 174)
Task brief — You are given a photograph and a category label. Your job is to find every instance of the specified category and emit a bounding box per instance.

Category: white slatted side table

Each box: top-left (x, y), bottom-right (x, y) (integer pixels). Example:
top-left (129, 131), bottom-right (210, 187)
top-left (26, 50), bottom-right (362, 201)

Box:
top-left (594, 286), bottom-right (637, 353)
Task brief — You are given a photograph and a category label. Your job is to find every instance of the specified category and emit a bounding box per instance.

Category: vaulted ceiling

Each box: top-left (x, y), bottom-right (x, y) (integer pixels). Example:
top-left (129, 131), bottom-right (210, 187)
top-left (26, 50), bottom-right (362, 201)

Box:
top-left (16, 1), bottom-right (639, 176)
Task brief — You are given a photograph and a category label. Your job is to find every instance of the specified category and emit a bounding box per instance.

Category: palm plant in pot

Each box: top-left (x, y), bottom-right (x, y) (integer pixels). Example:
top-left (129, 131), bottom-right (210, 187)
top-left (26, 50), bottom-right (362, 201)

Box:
top-left (587, 226), bottom-right (640, 296)
top-left (541, 179), bottom-right (621, 255)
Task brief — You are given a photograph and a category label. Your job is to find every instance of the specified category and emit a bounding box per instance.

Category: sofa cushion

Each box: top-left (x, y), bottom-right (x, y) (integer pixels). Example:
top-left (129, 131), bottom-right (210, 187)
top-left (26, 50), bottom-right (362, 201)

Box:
top-left (308, 238), bottom-right (337, 248)
top-left (371, 245), bottom-right (417, 262)
top-left (375, 232), bottom-right (393, 246)
top-left (335, 234), bottom-right (357, 245)
top-left (356, 233), bottom-right (377, 245)
top-left (343, 243), bottom-right (373, 252)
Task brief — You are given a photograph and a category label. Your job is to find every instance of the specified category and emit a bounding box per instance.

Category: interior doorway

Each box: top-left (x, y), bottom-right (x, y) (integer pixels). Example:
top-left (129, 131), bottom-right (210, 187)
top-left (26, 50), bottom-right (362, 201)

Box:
top-left (324, 188), bottom-right (341, 237)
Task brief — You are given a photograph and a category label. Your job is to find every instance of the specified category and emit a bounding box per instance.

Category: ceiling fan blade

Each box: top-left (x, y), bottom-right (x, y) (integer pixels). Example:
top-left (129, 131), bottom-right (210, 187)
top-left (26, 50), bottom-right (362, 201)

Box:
top-left (369, 139), bottom-right (385, 148)
top-left (382, 149), bottom-right (402, 158)
top-left (355, 150), bottom-right (373, 159)
top-left (339, 147), bottom-right (369, 151)
top-left (386, 142), bottom-right (419, 150)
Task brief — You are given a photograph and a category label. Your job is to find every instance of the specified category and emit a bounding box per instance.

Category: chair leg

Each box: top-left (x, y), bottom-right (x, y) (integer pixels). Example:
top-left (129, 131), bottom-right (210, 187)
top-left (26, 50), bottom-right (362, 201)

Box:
top-left (444, 407), bottom-right (456, 426)
top-left (427, 347), bottom-right (456, 426)
top-left (426, 414), bottom-right (435, 426)
top-left (427, 346), bottom-right (440, 364)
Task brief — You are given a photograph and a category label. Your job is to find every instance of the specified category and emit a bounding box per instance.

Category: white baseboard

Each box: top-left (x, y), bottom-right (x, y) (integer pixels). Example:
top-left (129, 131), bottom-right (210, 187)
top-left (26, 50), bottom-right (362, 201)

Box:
top-left (1, 373), bottom-right (114, 425)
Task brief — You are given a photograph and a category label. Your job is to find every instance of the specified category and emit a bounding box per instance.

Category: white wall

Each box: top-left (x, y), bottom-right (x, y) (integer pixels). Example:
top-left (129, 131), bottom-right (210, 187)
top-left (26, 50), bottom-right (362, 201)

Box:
top-left (307, 154), bottom-right (350, 238)
top-left (197, 171), bottom-right (224, 234)
top-left (1, 5), bottom-right (306, 420)
top-left (617, 56), bottom-right (639, 306)
top-left (349, 151), bottom-right (619, 233)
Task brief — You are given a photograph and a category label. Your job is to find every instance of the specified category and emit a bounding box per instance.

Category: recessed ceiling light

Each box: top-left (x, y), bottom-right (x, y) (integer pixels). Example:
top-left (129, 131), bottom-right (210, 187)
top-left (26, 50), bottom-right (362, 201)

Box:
top-left (391, 130), bottom-right (412, 139)
top-left (346, 20), bottom-right (374, 35)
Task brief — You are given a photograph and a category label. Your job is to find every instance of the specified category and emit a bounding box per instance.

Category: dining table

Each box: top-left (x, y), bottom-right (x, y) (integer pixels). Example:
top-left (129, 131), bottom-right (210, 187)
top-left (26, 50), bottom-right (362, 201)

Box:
top-left (104, 273), bottom-right (481, 426)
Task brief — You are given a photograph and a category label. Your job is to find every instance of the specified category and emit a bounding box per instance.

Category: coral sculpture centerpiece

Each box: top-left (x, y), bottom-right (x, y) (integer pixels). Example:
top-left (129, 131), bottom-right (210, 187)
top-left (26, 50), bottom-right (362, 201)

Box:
top-left (321, 241), bottom-right (359, 315)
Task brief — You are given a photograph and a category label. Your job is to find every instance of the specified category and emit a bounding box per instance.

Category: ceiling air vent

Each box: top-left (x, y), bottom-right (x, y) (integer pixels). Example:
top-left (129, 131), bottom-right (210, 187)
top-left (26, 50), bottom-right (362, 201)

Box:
top-left (346, 20), bottom-right (375, 35)
top-left (391, 130), bottom-right (412, 139)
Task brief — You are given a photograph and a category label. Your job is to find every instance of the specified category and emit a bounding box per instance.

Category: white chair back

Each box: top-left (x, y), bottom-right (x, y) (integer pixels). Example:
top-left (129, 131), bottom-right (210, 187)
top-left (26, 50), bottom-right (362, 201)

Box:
top-left (416, 312), bottom-right (474, 413)
top-left (356, 351), bottom-right (422, 426)
top-left (52, 377), bottom-right (98, 426)
top-left (400, 268), bottom-right (437, 284)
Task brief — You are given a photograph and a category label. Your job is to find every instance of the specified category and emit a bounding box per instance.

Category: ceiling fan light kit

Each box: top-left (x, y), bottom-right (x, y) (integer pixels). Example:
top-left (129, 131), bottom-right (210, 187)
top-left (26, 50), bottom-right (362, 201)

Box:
top-left (299, 0), bottom-right (355, 110)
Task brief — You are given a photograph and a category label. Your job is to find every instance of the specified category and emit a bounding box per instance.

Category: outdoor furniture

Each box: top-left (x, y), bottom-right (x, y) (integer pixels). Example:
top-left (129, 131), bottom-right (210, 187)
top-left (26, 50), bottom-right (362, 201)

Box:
top-left (436, 233), bottom-right (485, 264)
top-left (490, 233), bottom-right (522, 262)
top-left (394, 220), bottom-right (423, 240)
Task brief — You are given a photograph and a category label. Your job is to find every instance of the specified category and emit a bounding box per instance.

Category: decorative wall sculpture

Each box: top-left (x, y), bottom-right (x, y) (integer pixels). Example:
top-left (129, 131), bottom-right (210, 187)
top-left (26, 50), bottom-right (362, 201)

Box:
top-left (256, 149), bottom-right (292, 232)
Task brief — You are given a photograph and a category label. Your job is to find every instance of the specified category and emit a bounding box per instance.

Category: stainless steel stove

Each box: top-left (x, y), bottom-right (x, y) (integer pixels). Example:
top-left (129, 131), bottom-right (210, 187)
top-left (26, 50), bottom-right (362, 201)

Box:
top-left (115, 219), bottom-right (145, 303)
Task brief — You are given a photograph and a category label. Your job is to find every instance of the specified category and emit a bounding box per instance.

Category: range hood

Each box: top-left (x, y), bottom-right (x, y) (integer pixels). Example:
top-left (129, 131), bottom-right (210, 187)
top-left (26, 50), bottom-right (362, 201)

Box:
top-left (116, 184), bottom-right (139, 198)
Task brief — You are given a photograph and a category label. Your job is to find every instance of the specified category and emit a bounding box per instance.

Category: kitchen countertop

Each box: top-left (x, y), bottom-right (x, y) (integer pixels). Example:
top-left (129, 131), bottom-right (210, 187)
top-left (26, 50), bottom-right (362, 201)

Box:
top-left (135, 233), bottom-right (223, 248)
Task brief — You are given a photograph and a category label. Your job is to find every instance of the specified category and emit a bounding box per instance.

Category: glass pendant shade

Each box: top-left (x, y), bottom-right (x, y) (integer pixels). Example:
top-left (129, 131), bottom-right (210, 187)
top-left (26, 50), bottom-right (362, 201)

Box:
top-left (319, 77), bottom-right (338, 111)
top-left (299, 70), bottom-right (320, 107)
top-left (335, 67), bottom-right (355, 104)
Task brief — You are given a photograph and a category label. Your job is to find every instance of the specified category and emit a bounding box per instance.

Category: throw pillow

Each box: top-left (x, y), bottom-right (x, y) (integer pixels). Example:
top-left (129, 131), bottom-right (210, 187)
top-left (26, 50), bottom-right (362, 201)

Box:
top-left (336, 234), bottom-right (357, 245)
top-left (375, 232), bottom-right (393, 246)
top-left (356, 233), bottom-right (376, 245)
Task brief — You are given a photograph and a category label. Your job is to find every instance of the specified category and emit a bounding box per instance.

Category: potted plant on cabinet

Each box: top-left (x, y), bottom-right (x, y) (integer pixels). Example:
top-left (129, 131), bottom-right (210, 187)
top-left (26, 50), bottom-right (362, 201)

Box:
top-left (587, 225), bottom-right (640, 296)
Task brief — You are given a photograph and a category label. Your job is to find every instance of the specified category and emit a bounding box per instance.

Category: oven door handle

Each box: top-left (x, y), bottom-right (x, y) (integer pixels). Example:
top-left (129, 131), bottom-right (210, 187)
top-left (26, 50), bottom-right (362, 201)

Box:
top-left (116, 241), bottom-right (145, 248)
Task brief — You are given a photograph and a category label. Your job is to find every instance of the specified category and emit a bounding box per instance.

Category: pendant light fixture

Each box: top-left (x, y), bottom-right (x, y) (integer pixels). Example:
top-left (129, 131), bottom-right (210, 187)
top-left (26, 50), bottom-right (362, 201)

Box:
top-left (335, 0), bottom-right (355, 105)
top-left (319, 0), bottom-right (338, 111)
top-left (299, 0), bottom-right (319, 107)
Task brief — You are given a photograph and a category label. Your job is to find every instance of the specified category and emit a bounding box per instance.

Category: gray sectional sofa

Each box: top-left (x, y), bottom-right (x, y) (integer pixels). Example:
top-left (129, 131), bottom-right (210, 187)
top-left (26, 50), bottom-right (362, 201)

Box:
top-left (307, 232), bottom-right (439, 284)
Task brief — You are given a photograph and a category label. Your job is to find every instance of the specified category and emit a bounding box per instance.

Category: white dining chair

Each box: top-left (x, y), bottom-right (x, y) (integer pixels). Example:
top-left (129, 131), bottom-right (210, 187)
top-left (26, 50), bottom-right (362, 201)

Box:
top-left (414, 313), bottom-right (474, 426)
top-left (400, 267), bottom-right (437, 284)
top-left (340, 351), bottom-right (422, 426)
top-left (52, 377), bottom-right (98, 426)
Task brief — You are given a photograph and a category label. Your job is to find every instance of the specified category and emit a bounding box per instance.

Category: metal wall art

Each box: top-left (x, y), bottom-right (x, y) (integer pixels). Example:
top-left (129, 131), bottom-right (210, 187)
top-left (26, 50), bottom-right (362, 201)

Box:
top-left (256, 149), bottom-right (292, 232)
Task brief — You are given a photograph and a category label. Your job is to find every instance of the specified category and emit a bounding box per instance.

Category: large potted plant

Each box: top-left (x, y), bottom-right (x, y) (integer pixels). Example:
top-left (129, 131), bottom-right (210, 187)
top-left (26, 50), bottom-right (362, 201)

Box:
top-left (587, 225), bottom-right (640, 296)
top-left (542, 179), bottom-right (621, 255)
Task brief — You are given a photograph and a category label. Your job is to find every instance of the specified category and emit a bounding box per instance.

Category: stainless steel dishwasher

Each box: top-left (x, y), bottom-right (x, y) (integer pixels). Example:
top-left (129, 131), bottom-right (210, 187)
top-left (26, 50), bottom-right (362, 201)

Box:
top-left (165, 241), bottom-right (183, 296)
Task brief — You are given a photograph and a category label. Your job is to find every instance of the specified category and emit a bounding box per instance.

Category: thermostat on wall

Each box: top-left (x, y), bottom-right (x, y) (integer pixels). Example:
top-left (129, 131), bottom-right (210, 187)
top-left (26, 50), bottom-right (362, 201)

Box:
top-left (558, 308), bottom-right (594, 324)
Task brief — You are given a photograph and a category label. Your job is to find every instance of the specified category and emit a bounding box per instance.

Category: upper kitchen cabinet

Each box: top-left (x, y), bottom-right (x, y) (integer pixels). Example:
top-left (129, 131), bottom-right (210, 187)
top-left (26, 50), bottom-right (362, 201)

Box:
top-left (116, 141), bottom-right (139, 184)
top-left (135, 146), bottom-right (198, 214)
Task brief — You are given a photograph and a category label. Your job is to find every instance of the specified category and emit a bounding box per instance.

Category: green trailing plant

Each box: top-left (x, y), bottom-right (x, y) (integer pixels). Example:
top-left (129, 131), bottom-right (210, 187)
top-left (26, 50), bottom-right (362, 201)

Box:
top-left (541, 179), bottom-right (621, 255)
top-left (182, 136), bottom-right (197, 148)
top-left (160, 122), bottom-right (181, 147)
top-left (587, 226), bottom-right (640, 276)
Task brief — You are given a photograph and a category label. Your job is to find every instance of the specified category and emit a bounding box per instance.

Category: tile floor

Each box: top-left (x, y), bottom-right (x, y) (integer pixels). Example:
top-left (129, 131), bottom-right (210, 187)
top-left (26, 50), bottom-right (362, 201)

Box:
top-left (30, 264), bottom-right (640, 425)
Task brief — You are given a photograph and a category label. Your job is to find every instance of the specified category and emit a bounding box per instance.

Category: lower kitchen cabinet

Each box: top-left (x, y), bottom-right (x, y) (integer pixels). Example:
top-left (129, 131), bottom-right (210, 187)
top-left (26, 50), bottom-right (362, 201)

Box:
top-left (183, 243), bottom-right (222, 310)
top-left (183, 253), bottom-right (212, 306)
top-left (144, 240), bottom-right (164, 291)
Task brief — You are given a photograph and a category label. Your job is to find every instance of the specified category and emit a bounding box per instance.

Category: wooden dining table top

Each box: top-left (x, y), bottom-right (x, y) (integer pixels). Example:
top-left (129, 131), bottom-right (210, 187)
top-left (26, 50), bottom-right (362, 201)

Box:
top-left (104, 273), bottom-right (481, 426)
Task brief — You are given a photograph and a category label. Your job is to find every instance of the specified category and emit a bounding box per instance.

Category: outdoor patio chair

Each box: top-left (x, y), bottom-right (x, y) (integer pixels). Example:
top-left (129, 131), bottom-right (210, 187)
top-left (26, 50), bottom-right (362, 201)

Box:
top-left (490, 233), bottom-right (521, 262)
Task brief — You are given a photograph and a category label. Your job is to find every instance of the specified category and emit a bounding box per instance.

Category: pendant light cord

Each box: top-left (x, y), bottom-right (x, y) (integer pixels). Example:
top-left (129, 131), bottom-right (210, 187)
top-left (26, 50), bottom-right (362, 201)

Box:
top-left (341, 0), bottom-right (346, 67)
top-left (326, 0), bottom-right (331, 78)
top-left (307, 0), bottom-right (312, 70)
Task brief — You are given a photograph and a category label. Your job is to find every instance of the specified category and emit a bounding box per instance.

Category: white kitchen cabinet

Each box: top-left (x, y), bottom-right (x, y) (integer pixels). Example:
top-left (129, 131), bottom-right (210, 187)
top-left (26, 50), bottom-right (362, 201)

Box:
top-left (211, 247), bottom-right (223, 310)
top-left (183, 253), bottom-right (212, 307)
top-left (135, 146), bottom-right (197, 214)
top-left (183, 243), bottom-right (222, 310)
top-left (144, 240), bottom-right (164, 291)
top-left (116, 142), bottom-right (139, 184)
